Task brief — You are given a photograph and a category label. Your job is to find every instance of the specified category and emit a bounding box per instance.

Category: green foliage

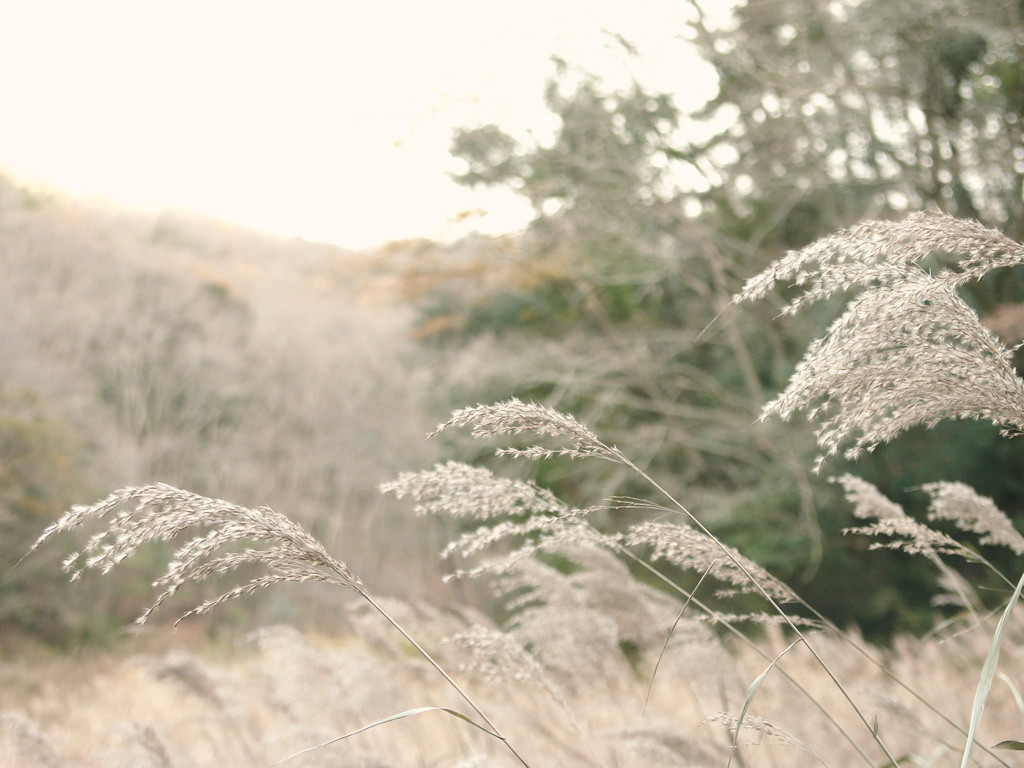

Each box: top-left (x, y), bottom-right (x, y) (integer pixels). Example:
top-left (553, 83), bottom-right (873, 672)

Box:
top-left (0, 384), bottom-right (104, 645)
top-left (449, 60), bottom-right (689, 335)
top-left (0, 384), bottom-right (183, 647)
top-left (418, 0), bottom-right (1024, 638)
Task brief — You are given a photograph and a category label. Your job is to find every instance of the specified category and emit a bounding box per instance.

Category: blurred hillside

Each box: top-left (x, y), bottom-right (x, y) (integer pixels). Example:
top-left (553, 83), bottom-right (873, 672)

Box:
top-left (0, 174), bottom-right (453, 644)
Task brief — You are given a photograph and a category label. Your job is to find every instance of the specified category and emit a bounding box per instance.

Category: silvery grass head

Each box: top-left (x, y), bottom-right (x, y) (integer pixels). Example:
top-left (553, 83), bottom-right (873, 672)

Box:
top-left (28, 483), bottom-right (365, 625)
top-left (386, 398), bottom-right (799, 615)
top-left (733, 212), bottom-right (1024, 469)
top-left (431, 397), bottom-right (620, 462)
top-left (28, 484), bottom-right (533, 766)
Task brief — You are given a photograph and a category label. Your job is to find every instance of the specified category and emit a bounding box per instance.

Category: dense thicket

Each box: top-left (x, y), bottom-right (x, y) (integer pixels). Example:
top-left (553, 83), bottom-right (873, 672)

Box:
top-left (407, 0), bottom-right (1024, 637)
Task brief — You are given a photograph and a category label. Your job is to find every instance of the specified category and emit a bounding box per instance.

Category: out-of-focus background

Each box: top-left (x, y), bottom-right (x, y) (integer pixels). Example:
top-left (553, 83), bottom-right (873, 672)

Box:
top-left (1, 0), bottom-right (724, 250)
top-left (3, 0), bottom-right (1024, 649)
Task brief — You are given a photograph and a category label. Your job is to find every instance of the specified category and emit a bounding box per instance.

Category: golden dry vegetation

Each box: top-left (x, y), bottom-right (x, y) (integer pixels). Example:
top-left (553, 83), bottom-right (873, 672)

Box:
top-left (3, 611), bottom-right (1024, 768)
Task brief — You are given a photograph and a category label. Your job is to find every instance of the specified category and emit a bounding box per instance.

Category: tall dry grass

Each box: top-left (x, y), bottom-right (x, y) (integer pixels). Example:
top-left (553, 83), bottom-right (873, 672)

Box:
top-left (8, 211), bottom-right (1024, 767)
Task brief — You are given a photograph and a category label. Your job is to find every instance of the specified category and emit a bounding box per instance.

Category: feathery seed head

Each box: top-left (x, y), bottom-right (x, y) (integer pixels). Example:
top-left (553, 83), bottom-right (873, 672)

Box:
top-left (30, 483), bottom-right (363, 624)
top-left (381, 461), bottom-right (570, 521)
top-left (735, 213), bottom-right (1024, 467)
top-left (622, 521), bottom-right (797, 604)
top-left (449, 624), bottom-right (553, 687)
top-left (431, 398), bottom-right (618, 461)
top-left (921, 481), bottom-right (1024, 555)
top-left (834, 475), bottom-right (979, 561)
top-left (382, 460), bottom-right (604, 580)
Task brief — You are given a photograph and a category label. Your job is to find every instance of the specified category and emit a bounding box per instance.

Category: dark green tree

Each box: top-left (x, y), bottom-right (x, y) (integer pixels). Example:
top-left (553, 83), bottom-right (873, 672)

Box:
top-left (437, 59), bottom-right (830, 620)
top-left (415, 0), bottom-right (1024, 637)
top-left (449, 58), bottom-right (694, 334)
top-left (685, 0), bottom-right (1024, 257)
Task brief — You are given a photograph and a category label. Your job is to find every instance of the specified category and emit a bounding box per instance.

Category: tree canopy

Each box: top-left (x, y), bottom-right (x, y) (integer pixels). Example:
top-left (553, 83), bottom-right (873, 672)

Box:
top-left (408, 0), bottom-right (1024, 638)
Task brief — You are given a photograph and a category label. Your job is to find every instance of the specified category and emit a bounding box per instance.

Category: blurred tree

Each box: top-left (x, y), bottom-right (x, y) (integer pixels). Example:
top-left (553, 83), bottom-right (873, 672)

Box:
top-left (88, 275), bottom-right (256, 487)
top-left (449, 58), bottom-right (692, 334)
top-left (687, 0), bottom-right (1024, 543)
top-left (686, 0), bottom-right (1024, 287)
top-left (438, 58), bottom-right (828, 614)
top-left (410, 0), bottom-right (1024, 637)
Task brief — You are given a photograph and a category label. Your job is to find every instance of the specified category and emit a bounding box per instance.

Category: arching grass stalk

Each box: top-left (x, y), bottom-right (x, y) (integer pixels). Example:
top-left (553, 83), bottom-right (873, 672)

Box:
top-left (28, 484), bottom-right (531, 768)
top-left (433, 399), bottom-right (903, 768)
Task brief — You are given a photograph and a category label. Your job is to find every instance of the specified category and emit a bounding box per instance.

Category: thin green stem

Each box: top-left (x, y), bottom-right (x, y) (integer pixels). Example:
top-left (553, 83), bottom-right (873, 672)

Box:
top-left (643, 559), bottom-right (719, 715)
top-left (359, 590), bottom-right (531, 768)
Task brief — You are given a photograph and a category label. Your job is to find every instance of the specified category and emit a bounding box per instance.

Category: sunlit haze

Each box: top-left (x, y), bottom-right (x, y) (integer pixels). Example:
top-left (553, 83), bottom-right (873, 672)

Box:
top-left (1, 1), bottom-right (726, 250)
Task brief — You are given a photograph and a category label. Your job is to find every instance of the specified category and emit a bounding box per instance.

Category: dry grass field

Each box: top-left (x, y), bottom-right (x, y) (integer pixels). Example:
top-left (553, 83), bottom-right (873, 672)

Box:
top-left (3, 608), bottom-right (1023, 768)
top-left (5, 186), bottom-right (1024, 768)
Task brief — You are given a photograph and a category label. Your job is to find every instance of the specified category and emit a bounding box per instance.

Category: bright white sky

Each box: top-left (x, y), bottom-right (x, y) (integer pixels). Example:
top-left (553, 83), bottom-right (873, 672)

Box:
top-left (0, 0), bottom-right (727, 250)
